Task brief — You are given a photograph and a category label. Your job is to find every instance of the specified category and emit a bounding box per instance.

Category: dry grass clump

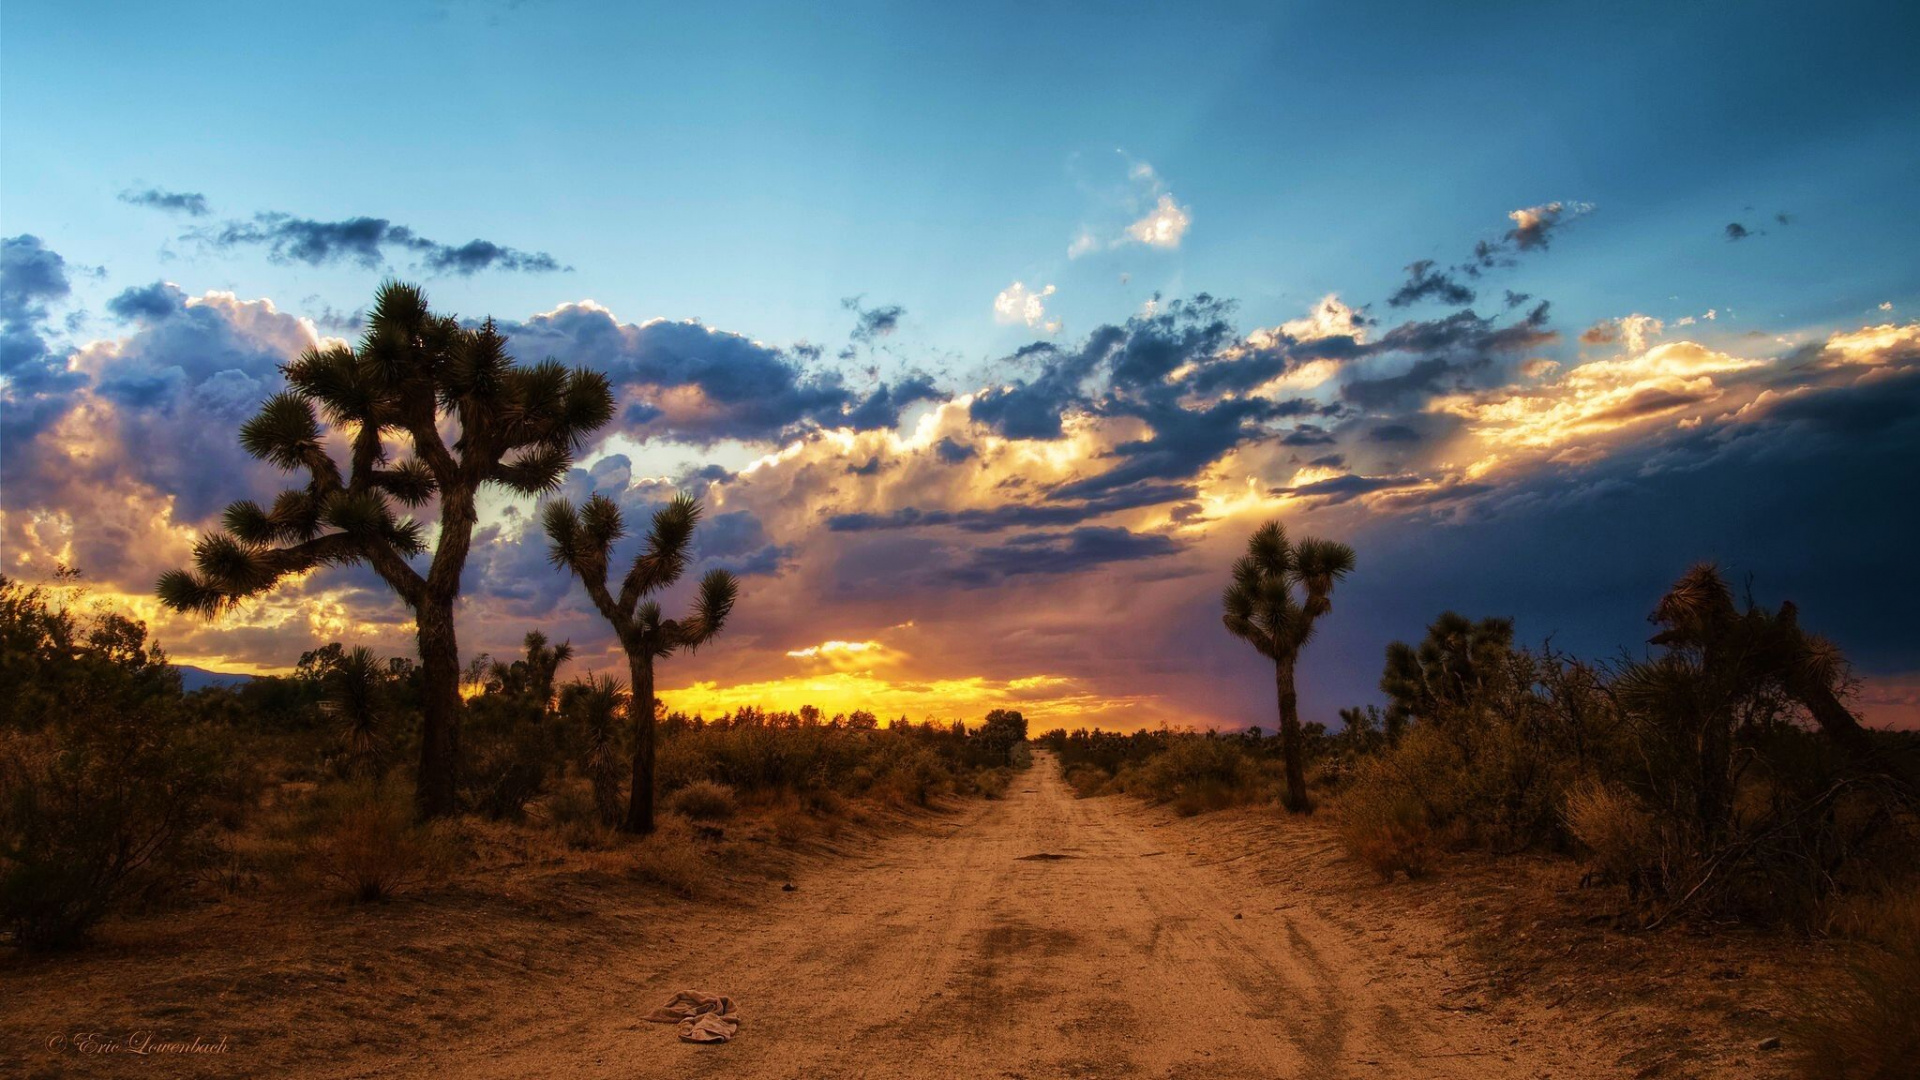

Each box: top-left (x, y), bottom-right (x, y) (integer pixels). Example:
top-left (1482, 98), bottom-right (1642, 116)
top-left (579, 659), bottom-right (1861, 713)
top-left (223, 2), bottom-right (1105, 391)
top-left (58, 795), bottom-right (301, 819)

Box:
top-left (630, 818), bottom-right (714, 899)
top-left (291, 780), bottom-right (453, 903)
top-left (1337, 776), bottom-right (1436, 881)
top-left (1795, 887), bottom-right (1920, 1079)
top-left (668, 780), bottom-right (739, 822)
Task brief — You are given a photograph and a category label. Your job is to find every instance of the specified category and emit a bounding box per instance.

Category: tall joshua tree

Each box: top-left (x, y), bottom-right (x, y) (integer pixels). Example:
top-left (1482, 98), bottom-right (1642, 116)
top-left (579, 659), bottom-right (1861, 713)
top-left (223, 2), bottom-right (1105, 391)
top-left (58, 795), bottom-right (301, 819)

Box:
top-left (544, 492), bottom-right (738, 834)
top-left (1222, 520), bottom-right (1355, 813)
top-left (157, 283), bottom-right (614, 819)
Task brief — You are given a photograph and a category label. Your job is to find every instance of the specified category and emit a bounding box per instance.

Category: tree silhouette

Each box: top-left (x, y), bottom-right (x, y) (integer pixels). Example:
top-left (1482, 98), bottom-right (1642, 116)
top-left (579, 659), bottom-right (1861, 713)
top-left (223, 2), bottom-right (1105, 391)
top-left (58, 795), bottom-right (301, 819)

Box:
top-left (156, 283), bottom-right (614, 819)
top-left (561, 674), bottom-right (629, 827)
top-left (544, 492), bottom-right (738, 833)
top-left (1222, 520), bottom-right (1355, 813)
top-left (1635, 563), bottom-right (1909, 814)
top-left (1379, 612), bottom-right (1516, 730)
top-left (321, 645), bottom-right (391, 778)
top-left (486, 631), bottom-right (574, 711)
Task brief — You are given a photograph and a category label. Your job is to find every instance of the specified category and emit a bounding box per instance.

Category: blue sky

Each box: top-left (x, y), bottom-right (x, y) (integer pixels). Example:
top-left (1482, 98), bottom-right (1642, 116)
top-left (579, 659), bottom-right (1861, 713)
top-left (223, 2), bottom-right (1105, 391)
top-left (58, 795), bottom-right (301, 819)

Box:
top-left (10, 1), bottom-right (1916, 353)
top-left (4, 0), bottom-right (1918, 729)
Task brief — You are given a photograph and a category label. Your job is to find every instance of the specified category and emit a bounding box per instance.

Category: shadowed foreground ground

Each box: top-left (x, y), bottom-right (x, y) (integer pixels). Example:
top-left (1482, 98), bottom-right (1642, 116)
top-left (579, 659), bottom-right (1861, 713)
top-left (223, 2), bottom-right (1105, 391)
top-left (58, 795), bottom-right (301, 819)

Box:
top-left (322, 752), bottom-right (1616, 1080)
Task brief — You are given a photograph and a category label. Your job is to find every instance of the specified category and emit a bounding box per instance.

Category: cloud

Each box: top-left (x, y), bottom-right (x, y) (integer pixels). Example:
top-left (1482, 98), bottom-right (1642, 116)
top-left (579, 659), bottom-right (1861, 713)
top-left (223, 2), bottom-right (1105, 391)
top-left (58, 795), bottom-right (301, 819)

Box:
top-left (1, 235), bottom-right (85, 447)
top-left (1069, 158), bottom-right (1191, 256)
top-left (1124, 193), bottom-right (1192, 250)
top-left (494, 302), bottom-right (945, 444)
top-left (944, 526), bottom-right (1182, 585)
top-left (119, 187), bottom-right (211, 216)
top-left (1504, 201), bottom-right (1590, 251)
top-left (1388, 260), bottom-right (1475, 308)
top-left (843, 296), bottom-right (905, 343)
top-left (993, 281), bottom-right (1059, 333)
top-left (1580, 313), bottom-right (1663, 352)
top-left (194, 212), bottom-right (566, 275)
top-left (106, 281), bottom-right (188, 323)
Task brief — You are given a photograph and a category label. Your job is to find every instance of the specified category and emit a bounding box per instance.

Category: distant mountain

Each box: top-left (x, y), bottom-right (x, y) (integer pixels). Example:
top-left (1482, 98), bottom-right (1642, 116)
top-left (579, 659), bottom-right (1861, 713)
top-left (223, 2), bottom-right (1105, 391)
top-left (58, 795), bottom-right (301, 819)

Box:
top-left (177, 664), bottom-right (256, 692)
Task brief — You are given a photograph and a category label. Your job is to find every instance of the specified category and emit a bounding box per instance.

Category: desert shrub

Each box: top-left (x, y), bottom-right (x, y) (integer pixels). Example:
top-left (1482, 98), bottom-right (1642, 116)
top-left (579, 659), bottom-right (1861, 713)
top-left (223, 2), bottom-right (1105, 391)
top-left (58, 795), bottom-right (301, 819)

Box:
top-left (1339, 764), bottom-right (1438, 881)
top-left (461, 714), bottom-right (559, 821)
top-left (800, 786), bottom-right (847, 817)
top-left (770, 806), bottom-right (815, 846)
top-left (1795, 887), bottom-right (1920, 1079)
top-left (0, 582), bottom-right (228, 950)
top-left (542, 781), bottom-right (617, 850)
top-left (972, 767), bottom-right (1011, 800)
top-left (1065, 764), bottom-right (1111, 798)
top-left (1563, 777), bottom-right (1675, 897)
top-left (295, 780), bottom-right (450, 903)
top-left (669, 780), bottom-right (738, 822)
top-left (1109, 735), bottom-right (1265, 813)
top-left (631, 820), bottom-right (711, 898)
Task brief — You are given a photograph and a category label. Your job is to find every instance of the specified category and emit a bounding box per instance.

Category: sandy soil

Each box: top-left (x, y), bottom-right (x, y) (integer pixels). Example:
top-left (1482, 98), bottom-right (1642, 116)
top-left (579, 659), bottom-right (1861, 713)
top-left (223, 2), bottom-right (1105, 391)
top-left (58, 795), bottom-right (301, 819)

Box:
top-left (18, 749), bottom-right (1836, 1078)
top-left (293, 752), bottom-right (1619, 1080)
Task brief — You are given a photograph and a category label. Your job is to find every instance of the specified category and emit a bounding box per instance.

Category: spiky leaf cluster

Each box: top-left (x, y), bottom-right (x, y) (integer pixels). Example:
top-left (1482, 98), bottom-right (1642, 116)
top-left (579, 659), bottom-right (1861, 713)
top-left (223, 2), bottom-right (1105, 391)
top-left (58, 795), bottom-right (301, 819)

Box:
top-left (543, 492), bottom-right (739, 659)
top-left (1221, 521), bottom-right (1356, 660)
top-left (159, 282), bottom-right (615, 616)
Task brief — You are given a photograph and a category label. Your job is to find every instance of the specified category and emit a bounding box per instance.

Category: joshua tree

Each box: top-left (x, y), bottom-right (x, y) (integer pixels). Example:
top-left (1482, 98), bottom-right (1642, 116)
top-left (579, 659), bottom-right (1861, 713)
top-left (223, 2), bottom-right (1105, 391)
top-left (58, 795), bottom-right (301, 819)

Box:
top-left (1222, 520), bottom-right (1355, 813)
top-left (1379, 612), bottom-right (1517, 730)
top-left (544, 492), bottom-right (738, 834)
top-left (157, 283), bottom-right (614, 819)
top-left (1636, 563), bottom-right (1910, 813)
top-left (486, 631), bottom-right (575, 712)
top-left (322, 645), bottom-right (391, 778)
top-left (562, 674), bottom-right (629, 827)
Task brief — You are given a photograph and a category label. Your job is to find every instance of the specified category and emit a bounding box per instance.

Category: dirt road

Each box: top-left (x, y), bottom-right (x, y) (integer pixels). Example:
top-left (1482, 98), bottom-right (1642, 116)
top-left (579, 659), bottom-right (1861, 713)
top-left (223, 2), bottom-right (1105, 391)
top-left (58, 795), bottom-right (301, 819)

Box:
top-left (338, 752), bottom-right (1619, 1080)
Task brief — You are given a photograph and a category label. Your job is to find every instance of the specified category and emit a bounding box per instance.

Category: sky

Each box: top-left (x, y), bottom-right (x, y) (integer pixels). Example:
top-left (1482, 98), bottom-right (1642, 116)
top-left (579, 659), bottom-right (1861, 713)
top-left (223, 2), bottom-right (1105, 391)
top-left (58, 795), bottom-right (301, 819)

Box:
top-left (4, 0), bottom-right (1918, 731)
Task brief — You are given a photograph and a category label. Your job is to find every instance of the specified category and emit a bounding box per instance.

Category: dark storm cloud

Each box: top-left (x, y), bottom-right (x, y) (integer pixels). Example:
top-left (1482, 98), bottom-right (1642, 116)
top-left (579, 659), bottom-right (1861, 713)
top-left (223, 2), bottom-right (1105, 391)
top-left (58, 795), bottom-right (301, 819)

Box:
top-left (944, 526), bottom-right (1182, 585)
top-left (195, 212), bottom-right (565, 275)
top-left (0, 235), bottom-right (86, 449)
top-left (1281, 425), bottom-right (1336, 446)
top-left (826, 483), bottom-right (1196, 535)
top-left (1368, 424), bottom-right (1422, 443)
top-left (934, 437), bottom-right (975, 465)
top-left (106, 281), bottom-right (187, 323)
top-left (1387, 260), bottom-right (1475, 308)
top-left (494, 304), bottom-right (946, 444)
top-left (840, 373), bottom-right (946, 430)
top-left (1339, 302), bottom-right (1556, 409)
top-left (119, 187), bottom-right (211, 216)
top-left (967, 296), bottom-right (1350, 500)
top-left (1270, 472), bottom-right (1423, 505)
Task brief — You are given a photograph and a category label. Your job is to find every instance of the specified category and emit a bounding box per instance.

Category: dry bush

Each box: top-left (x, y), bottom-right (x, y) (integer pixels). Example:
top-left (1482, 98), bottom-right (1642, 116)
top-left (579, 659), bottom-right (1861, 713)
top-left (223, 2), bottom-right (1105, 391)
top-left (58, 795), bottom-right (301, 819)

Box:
top-left (1564, 777), bottom-right (1673, 896)
top-left (770, 806), bottom-right (815, 846)
top-left (1338, 762), bottom-right (1438, 881)
top-left (972, 767), bottom-right (1011, 800)
top-left (295, 780), bottom-right (451, 903)
top-left (630, 819), bottom-right (713, 899)
top-left (668, 780), bottom-right (739, 822)
top-left (1065, 764), bottom-right (1110, 798)
top-left (1108, 736), bottom-right (1264, 813)
top-left (542, 781), bottom-right (618, 850)
top-left (1, 713), bottom-right (226, 950)
top-left (1795, 887), bottom-right (1920, 1079)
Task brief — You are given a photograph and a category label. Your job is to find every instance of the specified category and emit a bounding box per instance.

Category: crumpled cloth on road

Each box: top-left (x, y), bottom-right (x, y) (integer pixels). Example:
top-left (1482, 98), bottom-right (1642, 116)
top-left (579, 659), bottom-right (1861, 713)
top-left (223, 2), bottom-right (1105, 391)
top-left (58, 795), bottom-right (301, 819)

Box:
top-left (646, 990), bottom-right (740, 1043)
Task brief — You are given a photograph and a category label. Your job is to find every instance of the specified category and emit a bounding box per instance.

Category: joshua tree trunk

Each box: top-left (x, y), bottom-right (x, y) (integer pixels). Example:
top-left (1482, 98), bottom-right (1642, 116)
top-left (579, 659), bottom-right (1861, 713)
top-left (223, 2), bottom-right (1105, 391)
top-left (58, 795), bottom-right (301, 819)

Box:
top-left (414, 599), bottom-right (463, 821)
top-left (1275, 658), bottom-right (1310, 813)
top-left (624, 652), bottom-right (658, 835)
